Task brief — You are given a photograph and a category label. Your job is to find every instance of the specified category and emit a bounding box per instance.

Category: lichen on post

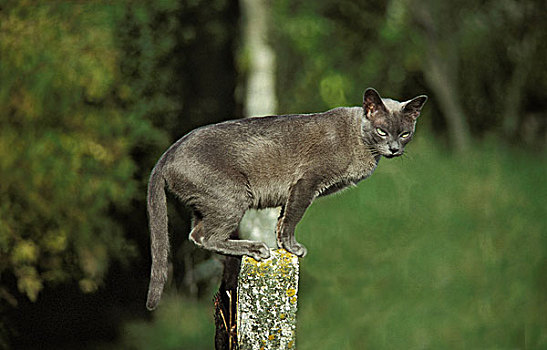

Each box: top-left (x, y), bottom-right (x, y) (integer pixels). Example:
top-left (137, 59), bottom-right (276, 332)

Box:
top-left (237, 249), bottom-right (299, 350)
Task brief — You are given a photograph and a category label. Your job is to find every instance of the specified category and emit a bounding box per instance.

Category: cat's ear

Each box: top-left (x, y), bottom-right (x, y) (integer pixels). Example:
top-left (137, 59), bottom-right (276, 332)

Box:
top-left (363, 88), bottom-right (387, 120)
top-left (403, 95), bottom-right (428, 120)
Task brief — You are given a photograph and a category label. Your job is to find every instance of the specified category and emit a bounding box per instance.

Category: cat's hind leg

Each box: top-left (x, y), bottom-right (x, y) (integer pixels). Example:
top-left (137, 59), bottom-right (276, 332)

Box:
top-left (189, 208), bottom-right (271, 261)
top-left (171, 167), bottom-right (270, 260)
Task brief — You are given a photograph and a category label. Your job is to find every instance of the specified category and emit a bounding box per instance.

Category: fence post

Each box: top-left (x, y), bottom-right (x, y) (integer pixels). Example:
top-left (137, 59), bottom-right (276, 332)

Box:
top-left (215, 249), bottom-right (299, 350)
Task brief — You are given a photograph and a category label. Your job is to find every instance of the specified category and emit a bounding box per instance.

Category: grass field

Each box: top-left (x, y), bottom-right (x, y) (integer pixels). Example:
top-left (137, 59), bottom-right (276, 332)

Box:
top-left (121, 136), bottom-right (546, 349)
top-left (297, 136), bottom-right (546, 349)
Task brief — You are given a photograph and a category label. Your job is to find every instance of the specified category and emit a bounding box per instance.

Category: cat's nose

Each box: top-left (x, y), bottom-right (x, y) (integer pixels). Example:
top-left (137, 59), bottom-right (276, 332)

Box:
top-left (389, 147), bottom-right (400, 154)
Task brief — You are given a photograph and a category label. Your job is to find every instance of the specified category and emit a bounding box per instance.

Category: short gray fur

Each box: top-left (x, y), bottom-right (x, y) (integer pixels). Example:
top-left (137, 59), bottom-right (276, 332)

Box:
top-left (146, 88), bottom-right (427, 310)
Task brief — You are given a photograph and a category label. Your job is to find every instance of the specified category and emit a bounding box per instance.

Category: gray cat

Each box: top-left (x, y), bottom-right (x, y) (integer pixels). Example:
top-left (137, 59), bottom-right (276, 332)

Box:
top-left (146, 88), bottom-right (427, 310)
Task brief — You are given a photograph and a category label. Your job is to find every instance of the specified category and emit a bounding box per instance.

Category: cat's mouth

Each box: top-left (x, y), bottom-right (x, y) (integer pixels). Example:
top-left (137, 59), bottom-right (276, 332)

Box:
top-left (383, 154), bottom-right (399, 159)
top-left (382, 150), bottom-right (403, 158)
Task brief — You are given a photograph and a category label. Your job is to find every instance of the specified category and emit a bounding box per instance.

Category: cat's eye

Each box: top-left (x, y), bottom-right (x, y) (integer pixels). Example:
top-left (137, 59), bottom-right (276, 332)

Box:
top-left (400, 131), bottom-right (411, 138)
top-left (376, 128), bottom-right (387, 137)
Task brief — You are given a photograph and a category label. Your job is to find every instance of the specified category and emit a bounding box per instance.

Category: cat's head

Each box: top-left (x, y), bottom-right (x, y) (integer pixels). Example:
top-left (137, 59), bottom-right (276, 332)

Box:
top-left (361, 88), bottom-right (427, 158)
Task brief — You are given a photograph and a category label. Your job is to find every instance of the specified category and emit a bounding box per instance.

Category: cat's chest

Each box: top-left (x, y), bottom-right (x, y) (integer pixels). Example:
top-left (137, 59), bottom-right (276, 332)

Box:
top-left (318, 154), bottom-right (380, 196)
top-left (346, 151), bottom-right (380, 181)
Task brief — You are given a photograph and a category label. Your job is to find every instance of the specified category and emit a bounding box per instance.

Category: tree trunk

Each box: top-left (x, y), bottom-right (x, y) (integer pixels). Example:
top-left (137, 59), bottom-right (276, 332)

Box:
top-left (238, 0), bottom-right (279, 247)
top-left (502, 31), bottom-right (538, 139)
top-left (214, 256), bottom-right (241, 350)
top-left (410, 0), bottom-right (471, 153)
top-left (423, 50), bottom-right (471, 153)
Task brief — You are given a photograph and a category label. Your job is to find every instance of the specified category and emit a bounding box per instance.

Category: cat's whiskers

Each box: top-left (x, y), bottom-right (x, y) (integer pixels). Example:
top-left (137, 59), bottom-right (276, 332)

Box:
top-left (366, 145), bottom-right (381, 158)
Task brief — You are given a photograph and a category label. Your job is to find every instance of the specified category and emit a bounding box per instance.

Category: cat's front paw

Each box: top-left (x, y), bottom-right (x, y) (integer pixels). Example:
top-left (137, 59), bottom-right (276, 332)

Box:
top-left (283, 241), bottom-right (308, 257)
top-left (248, 243), bottom-right (271, 261)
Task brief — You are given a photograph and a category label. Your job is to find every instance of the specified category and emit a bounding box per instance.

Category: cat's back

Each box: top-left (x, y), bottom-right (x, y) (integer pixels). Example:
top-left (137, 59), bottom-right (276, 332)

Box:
top-left (189, 106), bottom-right (360, 139)
top-left (164, 107), bottom-right (361, 175)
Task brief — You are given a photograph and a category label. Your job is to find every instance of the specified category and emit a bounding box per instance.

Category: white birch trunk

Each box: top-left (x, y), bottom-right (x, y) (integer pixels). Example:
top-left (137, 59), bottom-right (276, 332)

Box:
top-left (239, 0), bottom-right (279, 248)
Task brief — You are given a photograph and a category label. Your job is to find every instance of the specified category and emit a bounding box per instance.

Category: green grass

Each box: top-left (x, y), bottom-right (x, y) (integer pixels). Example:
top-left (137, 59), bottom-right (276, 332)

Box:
top-left (120, 137), bottom-right (546, 349)
top-left (297, 136), bottom-right (546, 349)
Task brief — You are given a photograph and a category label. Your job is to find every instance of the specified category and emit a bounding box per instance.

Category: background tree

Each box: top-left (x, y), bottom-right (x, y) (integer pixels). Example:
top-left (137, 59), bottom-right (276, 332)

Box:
top-left (406, 0), bottom-right (472, 152)
top-left (238, 0), bottom-right (280, 248)
top-left (0, 0), bottom-right (155, 304)
top-left (272, 0), bottom-right (546, 150)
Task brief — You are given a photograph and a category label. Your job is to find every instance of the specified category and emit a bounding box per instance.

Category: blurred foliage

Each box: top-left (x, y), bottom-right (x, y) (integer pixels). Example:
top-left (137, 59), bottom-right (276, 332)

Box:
top-left (272, 0), bottom-right (391, 112)
top-left (120, 294), bottom-right (214, 350)
top-left (272, 0), bottom-right (547, 149)
top-left (118, 0), bottom-right (240, 140)
top-left (0, 1), bottom-right (161, 302)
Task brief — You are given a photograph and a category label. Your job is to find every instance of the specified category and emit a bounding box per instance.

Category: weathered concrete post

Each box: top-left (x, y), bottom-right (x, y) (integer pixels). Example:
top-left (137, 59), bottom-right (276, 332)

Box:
top-left (214, 249), bottom-right (299, 350)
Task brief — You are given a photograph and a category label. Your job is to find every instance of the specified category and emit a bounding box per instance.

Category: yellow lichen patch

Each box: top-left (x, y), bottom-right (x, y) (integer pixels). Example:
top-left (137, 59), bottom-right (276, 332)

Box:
top-left (268, 334), bottom-right (276, 340)
top-left (288, 340), bottom-right (295, 348)
top-left (286, 288), bottom-right (296, 297)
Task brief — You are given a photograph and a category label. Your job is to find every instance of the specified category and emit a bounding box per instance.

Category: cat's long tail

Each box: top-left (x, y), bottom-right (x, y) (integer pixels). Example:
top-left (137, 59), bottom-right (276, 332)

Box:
top-left (146, 167), bottom-right (169, 311)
